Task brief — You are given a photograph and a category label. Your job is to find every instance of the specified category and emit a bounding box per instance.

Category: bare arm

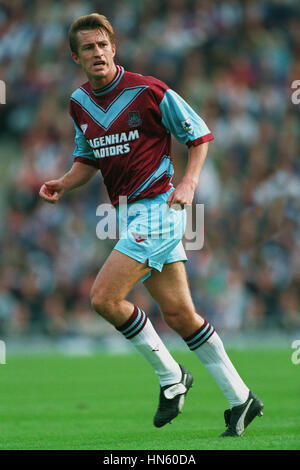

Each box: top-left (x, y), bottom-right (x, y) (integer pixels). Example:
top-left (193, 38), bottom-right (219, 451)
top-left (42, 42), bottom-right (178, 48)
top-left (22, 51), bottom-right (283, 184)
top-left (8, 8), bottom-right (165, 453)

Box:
top-left (167, 142), bottom-right (209, 208)
top-left (39, 162), bottom-right (98, 204)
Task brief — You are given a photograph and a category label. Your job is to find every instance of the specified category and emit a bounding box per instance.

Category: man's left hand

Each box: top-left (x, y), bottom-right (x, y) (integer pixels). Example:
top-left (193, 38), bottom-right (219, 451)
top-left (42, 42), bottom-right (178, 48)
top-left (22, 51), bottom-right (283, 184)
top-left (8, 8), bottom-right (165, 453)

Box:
top-left (166, 181), bottom-right (195, 209)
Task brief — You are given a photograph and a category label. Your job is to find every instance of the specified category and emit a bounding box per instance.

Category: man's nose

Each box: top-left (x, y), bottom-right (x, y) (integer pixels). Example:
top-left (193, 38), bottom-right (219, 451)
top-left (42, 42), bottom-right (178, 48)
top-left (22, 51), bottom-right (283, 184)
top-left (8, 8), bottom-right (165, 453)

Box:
top-left (94, 45), bottom-right (103, 56)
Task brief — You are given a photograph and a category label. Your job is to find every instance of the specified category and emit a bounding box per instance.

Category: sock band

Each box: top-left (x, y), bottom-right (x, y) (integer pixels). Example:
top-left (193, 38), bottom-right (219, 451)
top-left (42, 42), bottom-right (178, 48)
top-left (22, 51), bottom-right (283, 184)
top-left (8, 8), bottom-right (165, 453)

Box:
top-left (116, 305), bottom-right (148, 339)
top-left (184, 319), bottom-right (215, 350)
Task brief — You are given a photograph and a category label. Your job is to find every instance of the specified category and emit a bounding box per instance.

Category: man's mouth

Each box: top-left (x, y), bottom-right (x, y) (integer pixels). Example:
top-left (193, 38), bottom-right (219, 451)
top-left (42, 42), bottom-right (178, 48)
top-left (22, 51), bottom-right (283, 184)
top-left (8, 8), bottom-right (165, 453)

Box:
top-left (93, 60), bottom-right (106, 67)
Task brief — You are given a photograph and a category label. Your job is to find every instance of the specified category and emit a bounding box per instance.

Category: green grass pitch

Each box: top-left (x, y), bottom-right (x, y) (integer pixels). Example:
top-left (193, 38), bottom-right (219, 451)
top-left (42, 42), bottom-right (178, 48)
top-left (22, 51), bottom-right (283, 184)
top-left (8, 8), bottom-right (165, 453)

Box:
top-left (0, 347), bottom-right (299, 450)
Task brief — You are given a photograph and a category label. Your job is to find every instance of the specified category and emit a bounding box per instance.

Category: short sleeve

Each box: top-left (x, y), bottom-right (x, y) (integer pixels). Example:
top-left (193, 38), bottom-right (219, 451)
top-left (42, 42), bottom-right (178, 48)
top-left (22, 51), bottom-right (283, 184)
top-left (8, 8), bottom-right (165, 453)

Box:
top-left (70, 117), bottom-right (98, 168)
top-left (159, 89), bottom-right (214, 147)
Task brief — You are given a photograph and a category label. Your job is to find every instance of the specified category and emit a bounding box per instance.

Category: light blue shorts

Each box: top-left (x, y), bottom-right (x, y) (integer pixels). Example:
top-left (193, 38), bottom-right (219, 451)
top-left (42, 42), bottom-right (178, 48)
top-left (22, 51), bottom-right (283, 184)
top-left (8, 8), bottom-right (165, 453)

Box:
top-left (114, 188), bottom-right (188, 282)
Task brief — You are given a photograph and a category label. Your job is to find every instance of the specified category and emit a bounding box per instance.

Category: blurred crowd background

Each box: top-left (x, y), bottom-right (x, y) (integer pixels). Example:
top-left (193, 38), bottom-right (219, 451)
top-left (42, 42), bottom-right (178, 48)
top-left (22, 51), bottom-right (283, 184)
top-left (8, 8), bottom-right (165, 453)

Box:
top-left (0, 0), bottom-right (299, 347)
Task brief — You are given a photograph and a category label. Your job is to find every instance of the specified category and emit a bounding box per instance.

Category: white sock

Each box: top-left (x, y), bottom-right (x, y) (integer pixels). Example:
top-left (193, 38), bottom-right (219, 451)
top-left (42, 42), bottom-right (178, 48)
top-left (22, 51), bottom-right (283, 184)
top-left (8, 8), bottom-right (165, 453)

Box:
top-left (117, 306), bottom-right (182, 387)
top-left (184, 320), bottom-right (249, 408)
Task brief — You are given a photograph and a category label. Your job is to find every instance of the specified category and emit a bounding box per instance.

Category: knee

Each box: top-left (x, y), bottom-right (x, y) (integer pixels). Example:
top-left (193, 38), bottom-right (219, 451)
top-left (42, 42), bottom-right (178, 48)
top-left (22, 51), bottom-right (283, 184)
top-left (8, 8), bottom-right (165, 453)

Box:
top-left (90, 289), bottom-right (117, 318)
top-left (163, 312), bottom-right (180, 332)
top-left (162, 305), bottom-right (194, 331)
top-left (163, 307), bottom-right (204, 337)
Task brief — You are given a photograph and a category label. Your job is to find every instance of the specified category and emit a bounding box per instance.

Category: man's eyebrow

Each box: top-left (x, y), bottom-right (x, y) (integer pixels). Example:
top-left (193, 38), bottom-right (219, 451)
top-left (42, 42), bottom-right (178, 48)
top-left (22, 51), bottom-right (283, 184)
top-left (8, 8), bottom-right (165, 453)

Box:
top-left (81, 39), bottom-right (109, 47)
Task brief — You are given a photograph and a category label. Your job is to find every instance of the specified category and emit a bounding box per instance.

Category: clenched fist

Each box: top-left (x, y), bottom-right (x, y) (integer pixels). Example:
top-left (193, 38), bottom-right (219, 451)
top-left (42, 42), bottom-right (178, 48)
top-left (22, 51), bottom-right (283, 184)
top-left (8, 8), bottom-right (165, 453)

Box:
top-left (39, 179), bottom-right (65, 204)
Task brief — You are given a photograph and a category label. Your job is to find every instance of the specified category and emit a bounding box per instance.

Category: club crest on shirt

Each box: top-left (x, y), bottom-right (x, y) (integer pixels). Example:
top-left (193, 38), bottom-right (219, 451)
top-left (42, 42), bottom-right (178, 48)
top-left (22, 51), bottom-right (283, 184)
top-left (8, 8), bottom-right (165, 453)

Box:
top-left (128, 111), bottom-right (142, 127)
top-left (181, 118), bottom-right (193, 134)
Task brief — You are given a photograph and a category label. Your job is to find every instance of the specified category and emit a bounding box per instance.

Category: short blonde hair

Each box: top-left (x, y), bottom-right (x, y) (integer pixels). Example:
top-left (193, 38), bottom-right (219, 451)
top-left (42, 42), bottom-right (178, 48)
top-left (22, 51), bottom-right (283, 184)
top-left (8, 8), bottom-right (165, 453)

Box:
top-left (68, 13), bottom-right (115, 54)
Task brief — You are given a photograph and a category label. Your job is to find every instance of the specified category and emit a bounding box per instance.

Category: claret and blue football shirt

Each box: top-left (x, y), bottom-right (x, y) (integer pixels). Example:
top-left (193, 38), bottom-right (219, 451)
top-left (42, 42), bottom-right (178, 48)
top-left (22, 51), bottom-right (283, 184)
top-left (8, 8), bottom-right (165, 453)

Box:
top-left (69, 65), bottom-right (214, 206)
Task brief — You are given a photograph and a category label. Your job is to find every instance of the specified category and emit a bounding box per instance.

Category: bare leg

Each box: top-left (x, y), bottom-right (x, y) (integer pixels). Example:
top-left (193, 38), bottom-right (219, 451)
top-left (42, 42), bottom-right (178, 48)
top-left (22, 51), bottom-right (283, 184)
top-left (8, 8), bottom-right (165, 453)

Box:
top-left (90, 250), bottom-right (181, 386)
top-left (90, 250), bottom-right (151, 326)
top-left (144, 261), bottom-right (204, 337)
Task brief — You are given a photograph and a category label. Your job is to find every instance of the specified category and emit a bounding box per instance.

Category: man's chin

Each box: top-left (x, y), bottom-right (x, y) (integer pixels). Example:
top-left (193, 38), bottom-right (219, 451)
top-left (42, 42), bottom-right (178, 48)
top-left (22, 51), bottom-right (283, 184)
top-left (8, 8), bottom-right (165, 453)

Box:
top-left (87, 70), bottom-right (107, 84)
top-left (90, 70), bottom-right (107, 78)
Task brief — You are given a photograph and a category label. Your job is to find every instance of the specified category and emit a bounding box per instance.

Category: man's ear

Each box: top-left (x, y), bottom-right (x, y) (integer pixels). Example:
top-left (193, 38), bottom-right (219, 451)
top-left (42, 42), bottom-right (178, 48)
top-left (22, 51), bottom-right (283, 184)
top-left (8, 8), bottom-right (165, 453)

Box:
top-left (71, 52), bottom-right (80, 65)
top-left (112, 44), bottom-right (116, 58)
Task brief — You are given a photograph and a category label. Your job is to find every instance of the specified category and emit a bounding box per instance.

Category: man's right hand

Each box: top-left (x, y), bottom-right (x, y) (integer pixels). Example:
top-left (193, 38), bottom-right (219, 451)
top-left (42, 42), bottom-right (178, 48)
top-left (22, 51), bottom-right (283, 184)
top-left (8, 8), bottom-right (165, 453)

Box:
top-left (39, 179), bottom-right (65, 204)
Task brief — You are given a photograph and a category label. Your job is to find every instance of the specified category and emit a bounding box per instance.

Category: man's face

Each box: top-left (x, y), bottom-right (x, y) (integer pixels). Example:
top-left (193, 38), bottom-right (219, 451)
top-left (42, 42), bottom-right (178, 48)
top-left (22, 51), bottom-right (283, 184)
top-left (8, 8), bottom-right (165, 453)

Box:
top-left (72, 28), bottom-right (116, 87)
